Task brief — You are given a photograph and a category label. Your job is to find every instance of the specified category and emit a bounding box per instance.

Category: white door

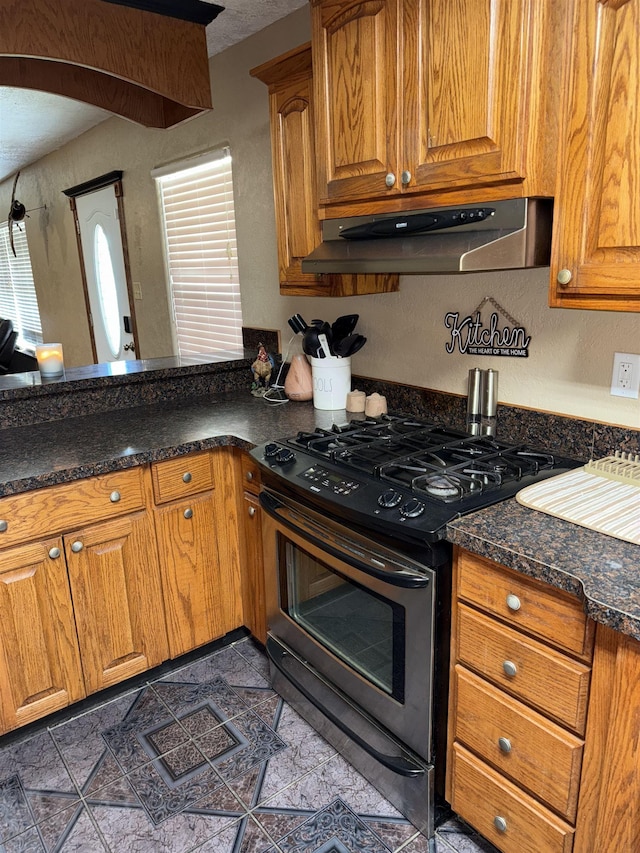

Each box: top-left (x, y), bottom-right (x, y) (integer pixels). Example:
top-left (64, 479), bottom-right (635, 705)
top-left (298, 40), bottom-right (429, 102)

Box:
top-left (75, 185), bottom-right (136, 362)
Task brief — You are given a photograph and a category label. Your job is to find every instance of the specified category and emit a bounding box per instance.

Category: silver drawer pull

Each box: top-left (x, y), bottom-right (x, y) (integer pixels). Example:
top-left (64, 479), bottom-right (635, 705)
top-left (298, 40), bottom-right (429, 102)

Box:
top-left (246, 471), bottom-right (254, 482)
top-left (494, 816), bottom-right (508, 833)
top-left (182, 472), bottom-right (192, 483)
top-left (248, 506), bottom-right (256, 518)
top-left (184, 508), bottom-right (193, 519)
top-left (506, 593), bottom-right (521, 611)
top-left (498, 737), bottom-right (512, 753)
top-left (48, 547), bottom-right (61, 559)
top-left (71, 541), bottom-right (83, 553)
top-left (502, 660), bottom-right (518, 678)
top-left (110, 491), bottom-right (121, 503)
top-left (0, 520), bottom-right (7, 533)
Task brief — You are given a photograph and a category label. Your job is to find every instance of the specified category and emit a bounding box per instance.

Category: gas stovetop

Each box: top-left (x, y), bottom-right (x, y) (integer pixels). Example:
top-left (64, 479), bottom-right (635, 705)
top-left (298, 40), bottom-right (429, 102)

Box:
top-left (251, 414), bottom-right (583, 543)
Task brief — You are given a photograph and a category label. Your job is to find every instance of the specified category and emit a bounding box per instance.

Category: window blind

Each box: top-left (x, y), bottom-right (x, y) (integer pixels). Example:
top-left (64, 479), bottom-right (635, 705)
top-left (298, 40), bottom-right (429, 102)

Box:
top-left (154, 151), bottom-right (244, 356)
top-left (0, 222), bottom-right (43, 352)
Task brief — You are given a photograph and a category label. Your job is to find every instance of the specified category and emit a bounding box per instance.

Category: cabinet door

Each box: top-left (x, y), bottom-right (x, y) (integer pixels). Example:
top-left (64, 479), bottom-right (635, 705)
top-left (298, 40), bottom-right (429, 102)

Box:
top-left (269, 58), bottom-right (323, 292)
top-left (154, 492), bottom-right (237, 658)
top-left (312, 0), bottom-right (401, 203)
top-left (550, 0), bottom-right (640, 311)
top-left (405, 0), bottom-right (531, 193)
top-left (65, 512), bottom-right (168, 694)
top-left (240, 491), bottom-right (267, 644)
top-left (0, 539), bottom-right (84, 732)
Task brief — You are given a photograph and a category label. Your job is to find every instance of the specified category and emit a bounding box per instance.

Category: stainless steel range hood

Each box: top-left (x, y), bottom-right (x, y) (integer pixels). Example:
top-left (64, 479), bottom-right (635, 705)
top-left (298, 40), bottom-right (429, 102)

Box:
top-left (301, 198), bottom-right (553, 274)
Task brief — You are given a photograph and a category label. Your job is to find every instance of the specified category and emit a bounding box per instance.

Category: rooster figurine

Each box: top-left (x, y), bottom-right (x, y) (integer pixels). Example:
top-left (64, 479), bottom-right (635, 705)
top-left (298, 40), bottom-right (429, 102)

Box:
top-left (251, 343), bottom-right (274, 396)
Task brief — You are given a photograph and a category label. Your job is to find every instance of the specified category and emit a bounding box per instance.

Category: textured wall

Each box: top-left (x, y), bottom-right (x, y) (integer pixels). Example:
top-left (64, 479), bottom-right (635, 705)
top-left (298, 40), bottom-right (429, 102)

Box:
top-left (0, 5), bottom-right (639, 429)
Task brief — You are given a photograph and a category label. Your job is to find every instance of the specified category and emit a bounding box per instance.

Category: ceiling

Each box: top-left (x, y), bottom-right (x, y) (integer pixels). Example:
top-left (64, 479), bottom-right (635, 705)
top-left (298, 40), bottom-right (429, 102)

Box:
top-left (0, 0), bottom-right (307, 184)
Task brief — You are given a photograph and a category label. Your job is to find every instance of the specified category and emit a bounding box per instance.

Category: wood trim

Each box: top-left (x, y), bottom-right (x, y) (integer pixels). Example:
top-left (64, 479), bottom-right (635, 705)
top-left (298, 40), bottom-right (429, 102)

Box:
top-left (114, 180), bottom-right (140, 359)
top-left (67, 197), bottom-right (99, 364)
top-left (0, 0), bottom-right (212, 127)
top-left (573, 623), bottom-right (640, 853)
top-left (63, 172), bottom-right (124, 199)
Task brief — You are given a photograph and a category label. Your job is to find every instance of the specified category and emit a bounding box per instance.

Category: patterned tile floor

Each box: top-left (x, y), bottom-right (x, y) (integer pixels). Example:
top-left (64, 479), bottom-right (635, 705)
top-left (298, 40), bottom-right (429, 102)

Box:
top-left (0, 637), bottom-right (500, 853)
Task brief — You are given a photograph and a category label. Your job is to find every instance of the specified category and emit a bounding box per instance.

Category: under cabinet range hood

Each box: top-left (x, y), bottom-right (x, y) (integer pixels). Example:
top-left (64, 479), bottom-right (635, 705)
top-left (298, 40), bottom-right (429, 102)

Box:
top-left (301, 198), bottom-right (553, 274)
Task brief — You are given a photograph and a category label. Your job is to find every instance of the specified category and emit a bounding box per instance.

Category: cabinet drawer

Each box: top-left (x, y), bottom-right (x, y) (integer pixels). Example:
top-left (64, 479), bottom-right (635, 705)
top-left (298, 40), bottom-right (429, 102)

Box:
top-left (240, 453), bottom-right (261, 494)
top-left (450, 744), bottom-right (574, 853)
top-left (151, 452), bottom-right (214, 503)
top-left (0, 469), bottom-right (146, 549)
top-left (457, 604), bottom-right (591, 734)
top-left (456, 550), bottom-right (593, 660)
top-left (453, 666), bottom-right (583, 821)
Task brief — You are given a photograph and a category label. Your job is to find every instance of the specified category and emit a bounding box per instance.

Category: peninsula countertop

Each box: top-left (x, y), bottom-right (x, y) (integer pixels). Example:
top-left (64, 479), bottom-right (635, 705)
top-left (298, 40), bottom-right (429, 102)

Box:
top-left (1, 386), bottom-right (639, 642)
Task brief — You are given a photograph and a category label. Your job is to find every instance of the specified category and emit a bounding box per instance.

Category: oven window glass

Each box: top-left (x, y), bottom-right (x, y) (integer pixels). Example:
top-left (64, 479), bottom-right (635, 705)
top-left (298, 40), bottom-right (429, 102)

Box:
top-left (281, 540), bottom-right (405, 702)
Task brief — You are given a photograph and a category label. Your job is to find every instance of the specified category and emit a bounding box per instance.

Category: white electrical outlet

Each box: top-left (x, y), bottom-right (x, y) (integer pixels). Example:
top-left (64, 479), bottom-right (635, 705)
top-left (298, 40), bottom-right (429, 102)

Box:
top-left (611, 352), bottom-right (640, 398)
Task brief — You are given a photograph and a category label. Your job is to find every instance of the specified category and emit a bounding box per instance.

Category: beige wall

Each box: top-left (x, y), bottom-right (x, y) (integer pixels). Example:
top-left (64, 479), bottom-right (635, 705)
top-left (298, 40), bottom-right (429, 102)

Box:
top-left (1, 7), bottom-right (639, 429)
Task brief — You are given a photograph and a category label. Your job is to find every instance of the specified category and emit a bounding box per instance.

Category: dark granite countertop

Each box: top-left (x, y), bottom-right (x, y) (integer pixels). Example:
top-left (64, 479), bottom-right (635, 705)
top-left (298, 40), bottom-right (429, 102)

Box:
top-left (447, 501), bottom-right (640, 641)
top-left (0, 389), bottom-right (325, 496)
top-left (1, 383), bottom-right (639, 642)
top-left (0, 353), bottom-right (252, 401)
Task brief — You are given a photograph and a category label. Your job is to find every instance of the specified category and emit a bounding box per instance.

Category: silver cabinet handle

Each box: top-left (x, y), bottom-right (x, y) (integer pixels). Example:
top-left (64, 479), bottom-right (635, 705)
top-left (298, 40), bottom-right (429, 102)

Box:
top-left (557, 268), bottom-right (572, 286)
top-left (49, 547), bottom-right (61, 559)
top-left (385, 172), bottom-right (396, 188)
top-left (503, 660), bottom-right (518, 677)
top-left (498, 737), bottom-right (512, 753)
top-left (110, 491), bottom-right (121, 503)
top-left (401, 169), bottom-right (411, 185)
top-left (184, 508), bottom-right (193, 519)
top-left (246, 471), bottom-right (254, 482)
top-left (506, 593), bottom-right (521, 611)
top-left (0, 520), bottom-right (6, 533)
top-left (494, 816), bottom-right (508, 833)
top-left (248, 506), bottom-right (256, 518)
top-left (71, 541), bottom-right (83, 553)
top-left (182, 472), bottom-right (192, 483)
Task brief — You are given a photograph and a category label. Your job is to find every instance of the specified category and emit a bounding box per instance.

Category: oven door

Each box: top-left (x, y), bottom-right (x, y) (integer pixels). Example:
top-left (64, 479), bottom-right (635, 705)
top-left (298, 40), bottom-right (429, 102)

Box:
top-left (260, 488), bottom-right (436, 761)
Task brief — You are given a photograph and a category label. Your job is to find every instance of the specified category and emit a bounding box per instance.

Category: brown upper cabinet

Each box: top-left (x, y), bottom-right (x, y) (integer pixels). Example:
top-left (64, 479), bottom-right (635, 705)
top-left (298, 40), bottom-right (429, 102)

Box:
top-left (550, 0), bottom-right (640, 312)
top-left (251, 43), bottom-right (398, 296)
top-left (310, 0), bottom-right (567, 214)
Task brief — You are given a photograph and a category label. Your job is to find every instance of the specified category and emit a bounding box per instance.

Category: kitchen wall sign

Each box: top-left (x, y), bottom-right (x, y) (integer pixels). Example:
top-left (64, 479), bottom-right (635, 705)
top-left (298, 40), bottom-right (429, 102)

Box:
top-left (444, 296), bottom-right (530, 357)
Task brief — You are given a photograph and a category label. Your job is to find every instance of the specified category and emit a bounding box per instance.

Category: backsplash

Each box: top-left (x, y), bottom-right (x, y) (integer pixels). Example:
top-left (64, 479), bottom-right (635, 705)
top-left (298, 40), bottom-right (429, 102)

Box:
top-left (0, 358), bottom-right (637, 459)
top-left (352, 376), bottom-right (639, 461)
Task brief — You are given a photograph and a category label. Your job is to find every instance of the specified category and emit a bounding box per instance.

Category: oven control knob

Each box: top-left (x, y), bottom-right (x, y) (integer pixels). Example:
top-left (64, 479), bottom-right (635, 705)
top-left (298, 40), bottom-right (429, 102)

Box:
top-left (378, 489), bottom-right (403, 508)
top-left (275, 448), bottom-right (296, 466)
top-left (400, 498), bottom-right (425, 518)
top-left (264, 442), bottom-right (281, 459)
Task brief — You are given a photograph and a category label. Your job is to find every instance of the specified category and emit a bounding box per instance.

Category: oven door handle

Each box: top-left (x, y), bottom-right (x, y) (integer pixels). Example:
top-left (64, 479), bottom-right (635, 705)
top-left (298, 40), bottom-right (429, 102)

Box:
top-left (267, 637), bottom-right (426, 779)
top-left (259, 491), bottom-right (430, 589)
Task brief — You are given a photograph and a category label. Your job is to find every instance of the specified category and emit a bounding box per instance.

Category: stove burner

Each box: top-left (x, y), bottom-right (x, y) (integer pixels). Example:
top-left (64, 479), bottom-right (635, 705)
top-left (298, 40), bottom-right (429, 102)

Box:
top-left (424, 475), bottom-right (465, 499)
top-left (273, 415), bottom-right (581, 517)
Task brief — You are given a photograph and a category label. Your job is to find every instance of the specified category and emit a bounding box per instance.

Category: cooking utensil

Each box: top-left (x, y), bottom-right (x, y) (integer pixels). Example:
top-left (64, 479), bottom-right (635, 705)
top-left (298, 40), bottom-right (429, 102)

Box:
top-left (288, 314), bottom-right (308, 335)
top-left (334, 333), bottom-right (367, 357)
top-left (303, 326), bottom-right (330, 358)
top-left (331, 314), bottom-right (359, 344)
top-left (310, 319), bottom-right (334, 355)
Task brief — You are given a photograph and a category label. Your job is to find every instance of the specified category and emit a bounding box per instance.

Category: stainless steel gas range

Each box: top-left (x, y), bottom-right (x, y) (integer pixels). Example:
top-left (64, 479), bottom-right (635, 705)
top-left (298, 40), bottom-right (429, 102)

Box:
top-left (250, 414), bottom-right (581, 845)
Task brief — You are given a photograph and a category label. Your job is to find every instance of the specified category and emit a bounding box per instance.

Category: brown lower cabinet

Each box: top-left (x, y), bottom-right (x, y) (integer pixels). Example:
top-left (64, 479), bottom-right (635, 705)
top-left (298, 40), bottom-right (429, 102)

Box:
top-left (65, 511), bottom-right (168, 694)
top-left (153, 491), bottom-right (238, 657)
top-left (0, 538), bottom-right (85, 732)
top-left (0, 450), bottom-right (245, 735)
top-left (237, 452), bottom-right (267, 645)
top-left (447, 547), bottom-right (594, 853)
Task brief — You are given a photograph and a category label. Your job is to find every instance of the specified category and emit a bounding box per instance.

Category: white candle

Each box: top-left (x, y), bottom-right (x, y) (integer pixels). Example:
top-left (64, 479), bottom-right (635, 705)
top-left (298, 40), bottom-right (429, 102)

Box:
top-left (36, 343), bottom-right (65, 377)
